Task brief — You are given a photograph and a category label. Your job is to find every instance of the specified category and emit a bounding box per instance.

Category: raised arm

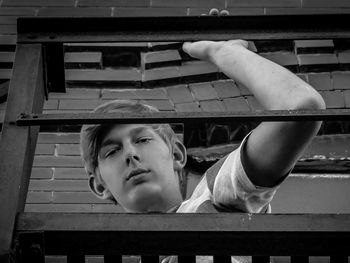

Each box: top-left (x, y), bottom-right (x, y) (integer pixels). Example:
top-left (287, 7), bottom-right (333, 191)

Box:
top-left (183, 40), bottom-right (326, 187)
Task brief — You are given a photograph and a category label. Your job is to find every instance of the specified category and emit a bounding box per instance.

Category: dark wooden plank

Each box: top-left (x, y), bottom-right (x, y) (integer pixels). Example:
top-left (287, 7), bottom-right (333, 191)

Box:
top-left (290, 256), bottom-right (309, 263)
top-left (104, 255), bottom-right (122, 263)
top-left (17, 232), bottom-right (45, 263)
top-left (252, 256), bottom-right (270, 263)
top-left (178, 256), bottom-right (196, 263)
top-left (16, 109), bottom-right (350, 127)
top-left (16, 14), bottom-right (350, 43)
top-left (67, 254), bottom-right (85, 263)
top-left (330, 256), bottom-right (348, 263)
top-left (43, 43), bottom-right (65, 93)
top-left (141, 256), bottom-right (159, 263)
top-left (213, 256), bottom-right (231, 263)
top-left (0, 44), bottom-right (45, 261)
top-left (14, 213), bottom-right (350, 256)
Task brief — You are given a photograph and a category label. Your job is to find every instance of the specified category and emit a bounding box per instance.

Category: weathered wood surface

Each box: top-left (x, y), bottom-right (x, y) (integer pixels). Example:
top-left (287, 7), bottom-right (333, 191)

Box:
top-left (16, 14), bottom-right (350, 43)
top-left (0, 45), bottom-right (45, 261)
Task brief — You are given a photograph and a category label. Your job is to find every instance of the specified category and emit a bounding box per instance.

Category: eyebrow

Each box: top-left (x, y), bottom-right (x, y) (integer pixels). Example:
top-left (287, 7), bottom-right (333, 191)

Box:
top-left (100, 126), bottom-right (151, 149)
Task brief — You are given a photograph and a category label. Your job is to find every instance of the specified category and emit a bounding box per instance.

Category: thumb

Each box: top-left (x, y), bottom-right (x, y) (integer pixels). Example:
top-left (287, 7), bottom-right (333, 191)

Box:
top-left (182, 42), bottom-right (192, 54)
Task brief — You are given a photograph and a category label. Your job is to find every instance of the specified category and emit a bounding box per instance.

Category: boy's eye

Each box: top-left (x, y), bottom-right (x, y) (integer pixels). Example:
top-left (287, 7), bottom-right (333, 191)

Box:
top-left (105, 147), bottom-right (121, 158)
top-left (136, 137), bottom-right (152, 144)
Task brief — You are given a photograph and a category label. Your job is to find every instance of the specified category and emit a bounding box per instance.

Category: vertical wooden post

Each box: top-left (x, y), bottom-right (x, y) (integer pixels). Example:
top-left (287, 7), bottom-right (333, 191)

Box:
top-left (0, 44), bottom-right (45, 263)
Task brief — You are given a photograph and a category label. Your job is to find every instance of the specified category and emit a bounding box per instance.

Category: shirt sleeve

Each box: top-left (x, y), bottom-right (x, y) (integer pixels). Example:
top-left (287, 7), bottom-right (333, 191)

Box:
top-left (211, 131), bottom-right (289, 213)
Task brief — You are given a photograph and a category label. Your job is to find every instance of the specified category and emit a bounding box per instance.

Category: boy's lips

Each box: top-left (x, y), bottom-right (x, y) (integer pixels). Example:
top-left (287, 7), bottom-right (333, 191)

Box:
top-left (126, 168), bottom-right (150, 181)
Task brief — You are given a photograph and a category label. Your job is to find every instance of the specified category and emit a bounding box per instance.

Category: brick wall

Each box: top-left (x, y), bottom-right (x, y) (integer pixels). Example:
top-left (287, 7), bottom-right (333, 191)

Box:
top-left (1, 1), bottom-right (350, 215)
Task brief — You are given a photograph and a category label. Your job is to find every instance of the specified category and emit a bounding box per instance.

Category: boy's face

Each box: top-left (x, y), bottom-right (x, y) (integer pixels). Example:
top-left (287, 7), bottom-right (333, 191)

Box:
top-left (96, 124), bottom-right (183, 212)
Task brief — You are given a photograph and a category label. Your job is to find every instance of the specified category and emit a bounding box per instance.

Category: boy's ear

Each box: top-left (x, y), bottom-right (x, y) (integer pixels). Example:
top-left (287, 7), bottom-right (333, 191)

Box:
top-left (88, 169), bottom-right (113, 200)
top-left (173, 140), bottom-right (187, 171)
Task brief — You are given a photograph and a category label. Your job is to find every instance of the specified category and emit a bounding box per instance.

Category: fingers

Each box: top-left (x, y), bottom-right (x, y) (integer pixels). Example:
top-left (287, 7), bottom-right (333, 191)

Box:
top-left (201, 8), bottom-right (230, 16)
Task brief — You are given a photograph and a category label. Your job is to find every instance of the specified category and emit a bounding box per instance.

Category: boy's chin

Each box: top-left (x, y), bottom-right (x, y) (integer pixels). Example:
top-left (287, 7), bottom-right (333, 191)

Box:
top-left (127, 184), bottom-right (167, 212)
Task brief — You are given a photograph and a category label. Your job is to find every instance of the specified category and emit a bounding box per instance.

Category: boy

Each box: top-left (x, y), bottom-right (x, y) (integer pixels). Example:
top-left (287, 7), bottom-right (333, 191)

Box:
top-left (80, 40), bottom-right (325, 261)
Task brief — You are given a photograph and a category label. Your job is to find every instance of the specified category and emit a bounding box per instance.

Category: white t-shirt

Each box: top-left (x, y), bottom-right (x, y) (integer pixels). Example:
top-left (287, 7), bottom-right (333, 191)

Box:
top-left (163, 132), bottom-right (288, 263)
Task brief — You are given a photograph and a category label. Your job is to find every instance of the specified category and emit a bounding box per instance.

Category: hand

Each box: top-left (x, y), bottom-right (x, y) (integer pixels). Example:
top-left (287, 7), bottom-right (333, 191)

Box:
top-left (182, 39), bottom-right (249, 62)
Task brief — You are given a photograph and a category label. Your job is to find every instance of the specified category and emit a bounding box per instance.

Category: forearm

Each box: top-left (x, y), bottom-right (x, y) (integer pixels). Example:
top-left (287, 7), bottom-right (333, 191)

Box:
top-left (209, 44), bottom-right (325, 110)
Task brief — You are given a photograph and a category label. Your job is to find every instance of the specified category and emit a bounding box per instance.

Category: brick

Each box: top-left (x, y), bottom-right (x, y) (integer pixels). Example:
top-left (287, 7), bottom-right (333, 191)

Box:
top-left (199, 100), bottom-right (225, 112)
top-left (35, 144), bottom-right (55, 155)
top-left (236, 82), bottom-right (252, 96)
top-left (92, 204), bottom-right (125, 212)
top-left (166, 84), bottom-right (194, 103)
top-left (54, 168), bottom-right (87, 179)
top-left (344, 90), bottom-right (350, 107)
top-left (143, 50), bottom-right (181, 64)
top-left (29, 179), bottom-right (88, 191)
top-left (179, 61), bottom-right (218, 77)
top-left (31, 168), bottom-right (53, 179)
top-left (134, 88), bottom-right (168, 100)
top-left (338, 52), bottom-right (350, 64)
top-left (140, 99), bottom-right (174, 111)
top-left (260, 52), bottom-right (298, 67)
top-left (307, 73), bottom-right (332, 91)
top-left (266, 7), bottom-right (350, 15)
top-left (0, 69), bottom-right (12, 79)
top-left (78, 0), bottom-right (148, 6)
top-left (44, 99), bottom-right (59, 110)
top-left (65, 68), bottom-right (142, 82)
top-left (297, 74), bottom-right (308, 82)
top-left (189, 7), bottom-right (264, 15)
top-left (294, 40), bottom-right (334, 54)
top-left (319, 91), bottom-right (345, 108)
top-left (142, 66), bottom-right (179, 81)
top-left (101, 89), bottom-right (139, 99)
top-left (246, 96), bottom-right (264, 111)
top-left (59, 99), bottom-right (103, 110)
top-left (0, 7), bottom-right (37, 16)
top-left (0, 35), bottom-right (16, 46)
top-left (49, 88), bottom-right (100, 99)
top-left (152, 0), bottom-right (225, 8)
top-left (26, 192), bottom-right (52, 203)
top-left (37, 7), bottom-right (111, 16)
top-left (0, 17), bottom-right (17, 25)
top-left (57, 144), bottom-right (80, 156)
top-left (303, 0), bottom-right (350, 7)
top-left (114, 7), bottom-right (187, 16)
top-left (53, 192), bottom-right (109, 204)
top-left (33, 156), bottom-right (83, 167)
top-left (227, 0), bottom-right (300, 7)
top-left (45, 256), bottom-right (67, 263)
top-left (25, 204), bottom-right (92, 212)
top-left (174, 102), bottom-right (201, 112)
top-left (0, 25), bottom-right (16, 34)
top-left (64, 52), bottom-right (102, 69)
top-left (332, 72), bottom-right (350, 90)
top-left (189, 82), bottom-right (218, 101)
top-left (2, 0), bottom-right (75, 6)
top-left (212, 80), bottom-right (240, 98)
top-left (297, 54), bottom-right (338, 72)
top-left (223, 97), bottom-right (250, 111)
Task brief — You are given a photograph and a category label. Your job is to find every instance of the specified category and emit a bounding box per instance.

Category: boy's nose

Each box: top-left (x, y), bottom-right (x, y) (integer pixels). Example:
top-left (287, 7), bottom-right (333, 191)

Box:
top-left (125, 144), bottom-right (140, 166)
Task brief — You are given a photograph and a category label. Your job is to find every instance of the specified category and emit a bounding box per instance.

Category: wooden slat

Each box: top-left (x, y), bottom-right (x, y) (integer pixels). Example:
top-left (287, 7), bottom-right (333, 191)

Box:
top-left (252, 256), bottom-right (270, 263)
top-left (290, 256), bottom-right (309, 263)
top-left (16, 14), bottom-right (350, 43)
top-left (67, 254), bottom-right (85, 263)
top-left (0, 44), bottom-right (45, 262)
top-left (16, 109), bottom-right (350, 127)
top-left (330, 256), bottom-right (348, 263)
top-left (14, 213), bottom-right (350, 256)
top-left (141, 256), bottom-right (159, 263)
top-left (178, 256), bottom-right (196, 263)
top-left (104, 255), bottom-right (122, 263)
top-left (213, 256), bottom-right (231, 263)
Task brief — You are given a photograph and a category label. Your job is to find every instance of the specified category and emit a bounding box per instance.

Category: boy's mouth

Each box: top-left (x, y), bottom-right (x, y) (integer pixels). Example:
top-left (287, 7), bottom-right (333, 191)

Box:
top-left (127, 168), bottom-right (150, 181)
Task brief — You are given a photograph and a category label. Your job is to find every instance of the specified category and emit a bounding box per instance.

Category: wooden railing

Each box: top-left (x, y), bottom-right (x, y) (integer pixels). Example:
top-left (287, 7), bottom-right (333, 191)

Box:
top-left (1, 14), bottom-right (350, 263)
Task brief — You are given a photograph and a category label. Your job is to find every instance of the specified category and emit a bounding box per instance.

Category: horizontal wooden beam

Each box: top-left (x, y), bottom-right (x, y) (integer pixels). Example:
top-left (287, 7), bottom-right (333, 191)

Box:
top-left (17, 14), bottom-right (350, 43)
top-left (16, 109), bottom-right (350, 126)
top-left (15, 213), bottom-right (350, 256)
